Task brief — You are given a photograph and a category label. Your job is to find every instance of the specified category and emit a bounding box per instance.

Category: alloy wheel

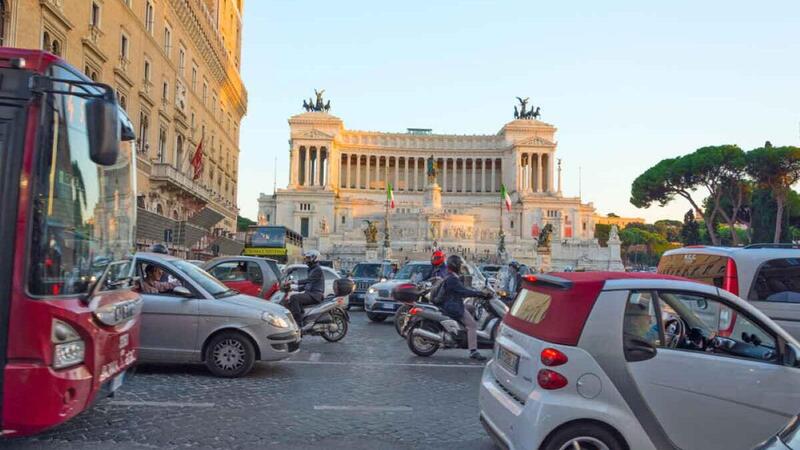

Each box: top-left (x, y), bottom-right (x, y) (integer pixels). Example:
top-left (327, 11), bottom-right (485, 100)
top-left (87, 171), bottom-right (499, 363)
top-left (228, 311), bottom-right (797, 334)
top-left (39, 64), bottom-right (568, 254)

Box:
top-left (558, 437), bottom-right (610, 450)
top-left (212, 338), bottom-right (246, 371)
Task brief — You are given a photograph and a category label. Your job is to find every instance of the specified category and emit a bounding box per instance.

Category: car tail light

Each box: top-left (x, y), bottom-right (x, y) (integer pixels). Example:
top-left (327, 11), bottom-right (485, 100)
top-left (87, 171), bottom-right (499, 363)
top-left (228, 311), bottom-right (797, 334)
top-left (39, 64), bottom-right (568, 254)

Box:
top-left (397, 283), bottom-right (416, 290)
top-left (52, 319), bottom-right (85, 370)
top-left (523, 275), bottom-right (537, 283)
top-left (409, 307), bottom-right (422, 315)
top-left (718, 258), bottom-right (739, 337)
top-left (537, 369), bottom-right (568, 390)
top-left (540, 348), bottom-right (568, 367)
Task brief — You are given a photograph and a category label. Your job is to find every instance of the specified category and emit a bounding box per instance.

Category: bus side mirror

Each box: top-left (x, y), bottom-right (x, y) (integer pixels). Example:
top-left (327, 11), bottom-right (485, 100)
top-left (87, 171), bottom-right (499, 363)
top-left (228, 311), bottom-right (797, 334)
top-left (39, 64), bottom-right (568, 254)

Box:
top-left (85, 97), bottom-right (121, 165)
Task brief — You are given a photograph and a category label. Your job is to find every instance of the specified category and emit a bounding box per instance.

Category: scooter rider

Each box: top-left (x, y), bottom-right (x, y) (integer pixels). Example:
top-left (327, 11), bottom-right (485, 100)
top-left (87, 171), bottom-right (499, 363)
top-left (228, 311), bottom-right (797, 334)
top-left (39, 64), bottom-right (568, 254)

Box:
top-left (440, 255), bottom-right (491, 361)
top-left (286, 249), bottom-right (325, 325)
top-left (429, 250), bottom-right (448, 280)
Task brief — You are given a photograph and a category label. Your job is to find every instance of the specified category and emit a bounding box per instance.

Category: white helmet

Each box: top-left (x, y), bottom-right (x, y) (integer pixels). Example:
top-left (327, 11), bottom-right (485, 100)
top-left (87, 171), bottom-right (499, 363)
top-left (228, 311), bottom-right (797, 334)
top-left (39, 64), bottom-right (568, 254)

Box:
top-left (303, 249), bottom-right (321, 266)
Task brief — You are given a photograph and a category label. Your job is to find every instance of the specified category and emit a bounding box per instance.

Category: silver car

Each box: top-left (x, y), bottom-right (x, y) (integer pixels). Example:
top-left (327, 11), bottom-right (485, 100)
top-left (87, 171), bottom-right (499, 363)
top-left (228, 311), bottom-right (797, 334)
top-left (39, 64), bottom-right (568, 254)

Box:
top-left (133, 253), bottom-right (301, 378)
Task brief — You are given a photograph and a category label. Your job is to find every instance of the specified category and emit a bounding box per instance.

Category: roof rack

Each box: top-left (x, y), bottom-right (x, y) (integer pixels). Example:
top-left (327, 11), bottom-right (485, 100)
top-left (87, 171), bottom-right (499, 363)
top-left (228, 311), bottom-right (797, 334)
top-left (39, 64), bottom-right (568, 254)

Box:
top-left (744, 243), bottom-right (800, 249)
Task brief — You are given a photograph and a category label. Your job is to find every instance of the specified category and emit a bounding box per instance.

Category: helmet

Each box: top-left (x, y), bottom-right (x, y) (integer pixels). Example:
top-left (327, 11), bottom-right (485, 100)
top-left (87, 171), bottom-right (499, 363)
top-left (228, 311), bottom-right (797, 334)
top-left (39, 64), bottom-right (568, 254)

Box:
top-left (431, 250), bottom-right (445, 266)
top-left (446, 254), bottom-right (464, 273)
top-left (150, 243), bottom-right (168, 254)
top-left (303, 249), bottom-right (321, 267)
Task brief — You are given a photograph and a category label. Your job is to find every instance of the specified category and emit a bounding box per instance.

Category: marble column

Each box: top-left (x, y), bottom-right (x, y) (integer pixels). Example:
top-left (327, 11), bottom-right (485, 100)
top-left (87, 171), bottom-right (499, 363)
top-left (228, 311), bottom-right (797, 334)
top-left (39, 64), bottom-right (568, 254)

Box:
top-left (355, 154), bottom-right (361, 189)
top-left (471, 159), bottom-right (476, 193)
top-left (303, 147), bottom-right (310, 187)
top-left (537, 153), bottom-right (544, 192)
top-left (394, 156), bottom-right (399, 190)
top-left (490, 159), bottom-right (496, 193)
top-left (480, 158), bottom-right (486, 193)
top-left (403, 157), bottom-right (409, 191)
top-left (365, 155), bottom-right (371, 190)
top-left (413, 157), bottom-right (419, 191)
top-left (443, 158), bottom-right (448, 192)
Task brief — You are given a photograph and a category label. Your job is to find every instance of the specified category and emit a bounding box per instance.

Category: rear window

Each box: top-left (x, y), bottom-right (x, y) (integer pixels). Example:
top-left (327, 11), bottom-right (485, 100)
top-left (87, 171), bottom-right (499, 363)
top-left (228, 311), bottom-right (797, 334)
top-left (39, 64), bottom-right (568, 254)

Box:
top-left (657, 253), bottom-right (729, 288)
top-left (503, 281), bottom-right (604, 346)
top-left (750, 258), bottom-right (800, 303)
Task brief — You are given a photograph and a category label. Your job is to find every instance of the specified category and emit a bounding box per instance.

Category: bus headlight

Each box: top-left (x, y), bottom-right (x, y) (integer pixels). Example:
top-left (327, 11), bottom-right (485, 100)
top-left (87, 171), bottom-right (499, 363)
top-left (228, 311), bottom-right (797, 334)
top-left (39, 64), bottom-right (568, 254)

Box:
top-left (52, 319), bottom-right (85, 369)
top-left (262, 312), bottom-right (290, 328)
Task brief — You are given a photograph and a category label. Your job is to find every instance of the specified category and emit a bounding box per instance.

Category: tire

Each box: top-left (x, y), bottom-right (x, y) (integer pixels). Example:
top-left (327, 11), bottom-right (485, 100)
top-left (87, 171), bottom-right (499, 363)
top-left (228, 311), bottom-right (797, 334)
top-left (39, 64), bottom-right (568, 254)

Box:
top-left (406, 321), bottom-right (440, 357)
top-left (366, 312), bottom-right (387, 322)
top-left (204, 331), bottom-right (256, 378)
top-left (394, 304), bottom-right (412, 336)
top-left (541, 423), bottom-right (625, 450)
top-left (321, 310), bottom-right (348, 342)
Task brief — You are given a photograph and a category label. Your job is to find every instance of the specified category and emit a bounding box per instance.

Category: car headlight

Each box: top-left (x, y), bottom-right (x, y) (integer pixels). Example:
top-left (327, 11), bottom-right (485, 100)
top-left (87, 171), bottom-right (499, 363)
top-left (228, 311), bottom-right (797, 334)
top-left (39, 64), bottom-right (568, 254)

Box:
top-left (262, 312), bottom-right (290, 328)
top-left (52, 319), bottom-right (85, 369)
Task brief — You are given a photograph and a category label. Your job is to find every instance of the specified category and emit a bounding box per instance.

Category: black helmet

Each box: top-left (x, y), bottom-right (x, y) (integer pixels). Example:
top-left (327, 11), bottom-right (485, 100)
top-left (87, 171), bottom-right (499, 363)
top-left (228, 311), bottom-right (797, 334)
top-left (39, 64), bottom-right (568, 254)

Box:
top-left (150, 243), bottom-right (168, 254)
top-left (509, 260), bottom-right (521, 271)
top-left (446, 254), bottom-right (464, 273)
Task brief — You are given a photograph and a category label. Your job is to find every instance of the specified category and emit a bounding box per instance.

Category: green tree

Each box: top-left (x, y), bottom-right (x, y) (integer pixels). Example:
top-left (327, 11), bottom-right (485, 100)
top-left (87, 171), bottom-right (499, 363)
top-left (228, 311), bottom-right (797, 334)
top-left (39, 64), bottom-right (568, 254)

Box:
top-left (654, 219), bottom-right (682, 242)
top-left (630, 147), bottom-right (743, 246)
top-left (237, 215), bottom-right (256, 232)
top-left (680, 210), bottom-right (700, 245)
top-left (746, 145), bottom-right (800, 243)
top-left (594, 223), bottom-right (611, 246)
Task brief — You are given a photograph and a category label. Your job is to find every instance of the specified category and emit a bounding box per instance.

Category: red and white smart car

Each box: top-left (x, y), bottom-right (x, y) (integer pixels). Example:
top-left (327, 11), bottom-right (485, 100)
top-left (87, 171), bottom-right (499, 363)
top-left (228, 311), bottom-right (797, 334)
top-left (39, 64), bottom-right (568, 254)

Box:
top-left (479, 272), bottom-right (800, 450)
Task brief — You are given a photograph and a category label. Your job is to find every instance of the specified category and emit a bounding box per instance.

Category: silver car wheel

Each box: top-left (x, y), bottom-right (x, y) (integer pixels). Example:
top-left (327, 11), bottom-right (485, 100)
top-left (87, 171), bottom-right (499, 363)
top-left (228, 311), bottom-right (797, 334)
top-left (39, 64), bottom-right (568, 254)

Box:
top-left (212, 338), bottom-right (246, 371)
top-left (558, 437), bottom-right (610, 450)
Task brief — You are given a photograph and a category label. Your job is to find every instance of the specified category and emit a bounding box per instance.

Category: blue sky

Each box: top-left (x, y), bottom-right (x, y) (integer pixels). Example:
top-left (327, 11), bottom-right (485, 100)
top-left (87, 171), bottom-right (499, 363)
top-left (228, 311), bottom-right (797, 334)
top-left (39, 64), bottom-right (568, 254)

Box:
top-left (237, 0), bottom-right (800, 222)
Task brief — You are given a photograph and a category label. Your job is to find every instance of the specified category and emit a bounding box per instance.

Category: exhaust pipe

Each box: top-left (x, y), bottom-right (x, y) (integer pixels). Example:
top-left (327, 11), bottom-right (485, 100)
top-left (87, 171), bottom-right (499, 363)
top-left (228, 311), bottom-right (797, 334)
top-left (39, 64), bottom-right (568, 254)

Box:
top-left (411, 328), bottom-right (444, 343)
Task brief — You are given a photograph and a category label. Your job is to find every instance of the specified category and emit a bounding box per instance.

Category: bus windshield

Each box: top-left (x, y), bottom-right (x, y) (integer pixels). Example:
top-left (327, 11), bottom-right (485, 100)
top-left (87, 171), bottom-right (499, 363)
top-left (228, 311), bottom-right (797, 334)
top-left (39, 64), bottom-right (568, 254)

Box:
top-left (246, 226), bottom-right (285, 247)
top-left (27, 66), bottom-right (135, 297)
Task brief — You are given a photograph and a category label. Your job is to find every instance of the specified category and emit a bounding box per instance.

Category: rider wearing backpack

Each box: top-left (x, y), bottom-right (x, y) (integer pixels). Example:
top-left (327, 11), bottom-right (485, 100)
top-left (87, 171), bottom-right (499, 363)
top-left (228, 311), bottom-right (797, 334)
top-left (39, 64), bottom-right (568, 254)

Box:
top-left (438, 255), bottom-right (491, 361)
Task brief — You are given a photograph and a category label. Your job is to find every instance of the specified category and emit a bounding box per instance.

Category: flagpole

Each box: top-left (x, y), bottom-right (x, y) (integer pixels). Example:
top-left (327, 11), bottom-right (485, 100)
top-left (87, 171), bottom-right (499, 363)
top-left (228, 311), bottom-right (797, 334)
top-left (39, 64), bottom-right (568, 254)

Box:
top-left (383, 184), bottom-right (390, 259)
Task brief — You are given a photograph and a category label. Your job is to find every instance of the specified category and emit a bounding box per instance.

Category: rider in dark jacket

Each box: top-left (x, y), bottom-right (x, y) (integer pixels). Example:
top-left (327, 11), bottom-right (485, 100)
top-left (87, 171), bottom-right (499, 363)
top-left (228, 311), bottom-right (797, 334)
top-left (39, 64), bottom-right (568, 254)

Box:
top-left (287, 249), bottom-right (325, 325)
top-left (440, 255), bottom-right (490, 361)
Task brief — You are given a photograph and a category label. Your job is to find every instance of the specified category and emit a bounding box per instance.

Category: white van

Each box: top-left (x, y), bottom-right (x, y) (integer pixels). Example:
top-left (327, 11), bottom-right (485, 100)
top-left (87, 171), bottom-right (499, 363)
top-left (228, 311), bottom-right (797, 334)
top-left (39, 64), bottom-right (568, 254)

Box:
top-left (659, 245), bottom-right (800, 339)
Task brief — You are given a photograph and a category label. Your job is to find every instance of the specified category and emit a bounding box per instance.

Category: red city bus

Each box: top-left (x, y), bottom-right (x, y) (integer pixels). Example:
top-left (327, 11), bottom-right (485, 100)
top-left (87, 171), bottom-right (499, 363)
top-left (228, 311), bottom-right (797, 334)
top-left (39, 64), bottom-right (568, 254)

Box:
top-left (0, 49), bottom-right (142, 436)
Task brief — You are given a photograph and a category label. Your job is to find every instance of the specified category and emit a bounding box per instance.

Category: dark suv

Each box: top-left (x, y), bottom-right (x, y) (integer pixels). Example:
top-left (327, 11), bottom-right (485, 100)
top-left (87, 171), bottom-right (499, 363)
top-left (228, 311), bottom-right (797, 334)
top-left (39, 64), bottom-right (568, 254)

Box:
top-left (348, 261), bottom-right (395, 308)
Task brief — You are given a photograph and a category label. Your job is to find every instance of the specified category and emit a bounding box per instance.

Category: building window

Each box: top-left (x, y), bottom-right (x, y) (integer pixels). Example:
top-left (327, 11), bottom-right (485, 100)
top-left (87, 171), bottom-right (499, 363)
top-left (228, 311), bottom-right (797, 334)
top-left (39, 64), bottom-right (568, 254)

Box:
top-left (341, 215), bottom-right (346, 225)
top-left (191, 64), bottom-right (197, 90)
top-left (42, 30), bottom-right (63, 56)
top-left (143, 59), bottom-right (151, 84)
top-left (120, 33), bottom-right (129, 59)
top-left (157, 127), bottom-right (167, 162)
top-left (163, 26), bottom-right (172, 56)
top-left (300, 218), bottom-right (310, 238)
top-left (117, 91), bottom-right (127, 110)
top-left (202, 80), bottom-right (208, 105)
top-left (175, 134), bottom-right (184, 171)
top-left (178, 46), bottom-right (186, 75)
top-left (90, 2), bottom-right (101, 28)
top-left (156, 203), bottom-right (163, 215)
top-left (84, 65), bottom-right (98, 81)
top-left (144, 1), bottom-right (154, 34)
top-left (138, 111), bottom-right (150, 155)
top-left (161, 80), bottom-right (168, 104)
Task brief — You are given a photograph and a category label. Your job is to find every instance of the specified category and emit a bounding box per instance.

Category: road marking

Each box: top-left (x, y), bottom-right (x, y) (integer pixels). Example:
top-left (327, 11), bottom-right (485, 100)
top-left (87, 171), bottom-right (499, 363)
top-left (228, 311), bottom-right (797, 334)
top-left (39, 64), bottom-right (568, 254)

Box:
top-left (108, 401), bottom-right (216, 408)
top-left (278, 360), bottom-right (485, 369)
top-left (308, 352), bottom-right (321, 362)
top-left (314, 405), bottom-right (413, 412)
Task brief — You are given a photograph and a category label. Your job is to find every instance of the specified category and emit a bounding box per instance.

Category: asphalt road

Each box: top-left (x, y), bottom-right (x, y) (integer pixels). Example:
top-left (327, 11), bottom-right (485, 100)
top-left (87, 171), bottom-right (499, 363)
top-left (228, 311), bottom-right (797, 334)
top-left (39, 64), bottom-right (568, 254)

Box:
top-left (4, 311), bottom-right (497, 450)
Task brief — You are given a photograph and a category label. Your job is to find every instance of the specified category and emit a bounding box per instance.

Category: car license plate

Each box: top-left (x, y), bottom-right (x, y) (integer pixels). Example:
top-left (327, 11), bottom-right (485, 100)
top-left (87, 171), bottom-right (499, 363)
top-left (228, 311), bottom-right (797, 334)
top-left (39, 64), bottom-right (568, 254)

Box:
top-left (110, 372), bottom-right (125, 392)
top-left (497, 346), bottom-right (519, 375)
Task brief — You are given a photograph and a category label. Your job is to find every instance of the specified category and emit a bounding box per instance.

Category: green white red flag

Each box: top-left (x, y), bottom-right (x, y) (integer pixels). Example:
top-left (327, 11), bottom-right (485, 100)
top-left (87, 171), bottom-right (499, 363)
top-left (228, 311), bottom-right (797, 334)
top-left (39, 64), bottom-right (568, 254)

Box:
top-left (501, 184), bottom-right (511, 211)
top-left (387, 183), bottom-right (395, 208)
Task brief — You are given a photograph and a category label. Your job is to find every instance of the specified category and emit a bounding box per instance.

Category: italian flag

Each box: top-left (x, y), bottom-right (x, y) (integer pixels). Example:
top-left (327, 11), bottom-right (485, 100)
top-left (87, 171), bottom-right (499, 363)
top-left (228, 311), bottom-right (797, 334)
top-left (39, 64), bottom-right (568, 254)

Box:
top-left (387, 183), bottom-right (395, 209)
top-left (501, 184), bottom-right (512, 211)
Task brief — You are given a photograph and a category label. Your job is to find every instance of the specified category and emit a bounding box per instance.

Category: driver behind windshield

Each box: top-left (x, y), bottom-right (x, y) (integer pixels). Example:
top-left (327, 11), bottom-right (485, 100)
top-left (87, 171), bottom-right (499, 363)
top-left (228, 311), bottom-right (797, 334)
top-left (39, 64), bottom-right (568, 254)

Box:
top-left (141, 264), bottom-right (182, 294)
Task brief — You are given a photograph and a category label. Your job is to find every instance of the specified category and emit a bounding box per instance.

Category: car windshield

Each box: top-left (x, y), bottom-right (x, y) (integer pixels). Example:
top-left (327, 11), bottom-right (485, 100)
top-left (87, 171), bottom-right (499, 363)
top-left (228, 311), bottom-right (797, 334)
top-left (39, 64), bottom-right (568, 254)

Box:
top-left (28, 66), bottom-right (135, 297)
top-left (173, 260), bottom-right (232, 297)
top-left (396, 264), bottom-right (432, 281)
top-left (352, 264), bottom-right (381, 278)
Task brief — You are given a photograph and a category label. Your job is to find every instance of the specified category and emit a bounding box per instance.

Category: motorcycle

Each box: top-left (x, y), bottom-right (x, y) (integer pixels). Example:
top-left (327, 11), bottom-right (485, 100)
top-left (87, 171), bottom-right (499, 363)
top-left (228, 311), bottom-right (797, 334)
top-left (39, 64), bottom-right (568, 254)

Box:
top-left (276, 276), bottom-right (354, 342)
top-left (392, 279), bottom-right (440, 337)
top-left (402, 287), bottom-right (509, 357)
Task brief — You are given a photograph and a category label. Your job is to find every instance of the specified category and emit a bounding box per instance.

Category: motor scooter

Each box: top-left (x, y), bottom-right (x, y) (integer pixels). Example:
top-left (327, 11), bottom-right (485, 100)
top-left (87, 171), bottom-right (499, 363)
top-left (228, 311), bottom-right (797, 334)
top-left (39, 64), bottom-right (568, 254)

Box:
top-left (276, 276), bottom-right (353, 342)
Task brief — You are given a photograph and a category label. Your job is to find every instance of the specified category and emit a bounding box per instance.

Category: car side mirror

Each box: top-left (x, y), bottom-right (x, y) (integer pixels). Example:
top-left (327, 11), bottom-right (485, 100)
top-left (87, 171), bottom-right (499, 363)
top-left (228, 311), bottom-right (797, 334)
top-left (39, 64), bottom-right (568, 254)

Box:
top-left (173, 286), bottom-right (192, 297)
top-left (85, 95), bottom-right (121, 165)
top-left (784, 343), bottom-right (800, 368)
top-left (624, 335), bottom-right (657, 362)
